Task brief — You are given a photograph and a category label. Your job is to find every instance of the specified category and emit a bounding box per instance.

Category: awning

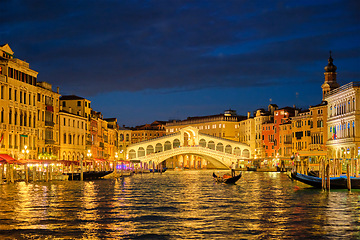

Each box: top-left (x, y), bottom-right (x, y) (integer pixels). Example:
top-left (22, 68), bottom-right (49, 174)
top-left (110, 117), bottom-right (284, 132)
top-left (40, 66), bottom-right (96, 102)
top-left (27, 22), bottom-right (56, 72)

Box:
top-left (0, 154), bottom-right (17, 164)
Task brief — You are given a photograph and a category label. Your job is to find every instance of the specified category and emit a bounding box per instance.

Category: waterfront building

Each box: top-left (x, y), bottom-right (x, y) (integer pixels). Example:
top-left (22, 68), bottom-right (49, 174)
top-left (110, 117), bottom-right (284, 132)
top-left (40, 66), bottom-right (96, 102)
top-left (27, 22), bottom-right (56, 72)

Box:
top-left (308, 102), bottom-right (328, 162)
top-left (60, 95), bottom-right (92, 153)
top-left (104, 118), bottom-right (119, 161)
top-left (262, 107), bottom-right (296, 159)
top-left (238, 112), bottom-right (255, 158)
top-left (278, 119), bottom-right (292, 159)
top-left (36, 82), bottom-right (61, 160)
top-left (291, 109), bottom-right (312, 160)
top-left (166, 110), bottom-right (247, 142)
top-left (325, 82), bottom-right (360, 159)
top-left (254, 105), bottom-right (277, 158)
top-left (0, 44), bottom-right (40, 160)
top-left (58, 109), bottom-right (86, 161)
top-left (118, 126), bottom-right (132, 160)
top-left (322, 53), bottom-right (360, 159)
top-left (131, 121), bottom-right (167, 144)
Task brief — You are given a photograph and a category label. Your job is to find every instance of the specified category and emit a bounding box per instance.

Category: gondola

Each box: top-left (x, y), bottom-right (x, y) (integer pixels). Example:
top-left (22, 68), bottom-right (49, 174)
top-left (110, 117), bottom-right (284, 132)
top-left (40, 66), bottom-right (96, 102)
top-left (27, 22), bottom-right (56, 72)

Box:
top-left (65, 171), bottom-right (113, 180)
top-left (213, 172), bottom-right (242, 184)
top-left (290, 172), bottom-right (360, 189)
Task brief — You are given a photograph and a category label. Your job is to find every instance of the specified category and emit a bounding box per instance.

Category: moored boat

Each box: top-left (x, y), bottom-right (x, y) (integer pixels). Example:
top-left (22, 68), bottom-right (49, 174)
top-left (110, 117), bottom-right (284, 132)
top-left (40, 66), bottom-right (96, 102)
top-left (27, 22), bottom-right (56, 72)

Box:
top-left (213, 172), bottom-right (242, 184)
top-left (290, 172), bottom-right (360, 189)
top-left (149, 167), bottom-right (167, 173)
top-left (65, 171), bottom-right (113, 180)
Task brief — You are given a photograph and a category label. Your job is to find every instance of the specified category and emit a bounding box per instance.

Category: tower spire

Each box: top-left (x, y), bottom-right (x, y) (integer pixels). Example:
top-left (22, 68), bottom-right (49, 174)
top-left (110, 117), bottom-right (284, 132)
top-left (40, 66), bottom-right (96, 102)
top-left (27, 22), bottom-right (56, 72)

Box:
top-left (321, 51), bottom-right (339, 100)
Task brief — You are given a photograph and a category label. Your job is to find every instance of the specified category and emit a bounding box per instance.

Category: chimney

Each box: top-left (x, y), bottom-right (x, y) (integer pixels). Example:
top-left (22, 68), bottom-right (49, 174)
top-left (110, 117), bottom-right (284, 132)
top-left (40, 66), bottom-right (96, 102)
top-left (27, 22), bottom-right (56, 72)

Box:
top-left (57, 87), bottom-right (59, 94)
top-left (247, 111), bottom-right (250, 119)
top-left (69, 107), bottom-right (72, 113)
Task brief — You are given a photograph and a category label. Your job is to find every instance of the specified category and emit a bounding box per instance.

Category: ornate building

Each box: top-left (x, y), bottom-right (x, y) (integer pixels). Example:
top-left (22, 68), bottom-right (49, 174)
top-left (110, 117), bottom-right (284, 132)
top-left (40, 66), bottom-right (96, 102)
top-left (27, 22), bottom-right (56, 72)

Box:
top-left (165, 110), bottom-right (247, 142)
top-left (322, 53), bottom-right (359, 159)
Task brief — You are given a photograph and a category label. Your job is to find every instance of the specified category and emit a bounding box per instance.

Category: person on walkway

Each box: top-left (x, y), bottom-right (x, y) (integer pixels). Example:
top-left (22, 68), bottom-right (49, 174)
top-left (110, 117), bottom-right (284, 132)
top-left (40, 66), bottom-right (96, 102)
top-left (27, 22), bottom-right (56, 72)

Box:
top-left (230, 162), bottom-right (236, 177)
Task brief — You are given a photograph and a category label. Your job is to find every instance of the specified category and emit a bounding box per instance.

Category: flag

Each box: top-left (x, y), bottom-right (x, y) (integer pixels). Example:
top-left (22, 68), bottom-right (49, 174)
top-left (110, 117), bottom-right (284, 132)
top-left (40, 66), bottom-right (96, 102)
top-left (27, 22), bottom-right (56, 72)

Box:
top-left (0, 133), bottom-right (3, 143)
top-left (332, 126), bottom-right (337, 140)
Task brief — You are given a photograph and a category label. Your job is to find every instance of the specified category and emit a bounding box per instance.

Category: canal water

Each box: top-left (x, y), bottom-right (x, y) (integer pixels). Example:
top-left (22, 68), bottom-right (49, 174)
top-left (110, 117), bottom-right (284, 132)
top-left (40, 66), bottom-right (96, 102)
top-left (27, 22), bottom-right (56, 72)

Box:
top-left (0, 170), bottom-right (359, 239)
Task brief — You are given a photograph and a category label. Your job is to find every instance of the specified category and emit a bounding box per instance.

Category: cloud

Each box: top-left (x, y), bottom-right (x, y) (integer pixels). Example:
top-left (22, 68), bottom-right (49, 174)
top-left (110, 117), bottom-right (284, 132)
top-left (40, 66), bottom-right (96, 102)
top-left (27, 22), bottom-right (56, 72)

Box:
top-left (0, 0), bottom-right (359, 98)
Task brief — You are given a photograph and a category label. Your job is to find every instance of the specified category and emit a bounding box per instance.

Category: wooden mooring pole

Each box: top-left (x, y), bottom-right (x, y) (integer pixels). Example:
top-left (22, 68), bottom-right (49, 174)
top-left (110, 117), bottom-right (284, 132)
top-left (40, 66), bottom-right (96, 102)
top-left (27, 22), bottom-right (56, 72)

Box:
top-left (346, 164), bottom-right (351, 191)
top-left (326, 164), bottom-right (330, 191)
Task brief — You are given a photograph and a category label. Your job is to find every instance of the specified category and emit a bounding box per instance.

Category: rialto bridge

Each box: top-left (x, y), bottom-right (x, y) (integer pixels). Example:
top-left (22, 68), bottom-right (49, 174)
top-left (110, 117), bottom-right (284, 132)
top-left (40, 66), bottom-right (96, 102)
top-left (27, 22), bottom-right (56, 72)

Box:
top-left (126, 126), bottom-right (251, 169)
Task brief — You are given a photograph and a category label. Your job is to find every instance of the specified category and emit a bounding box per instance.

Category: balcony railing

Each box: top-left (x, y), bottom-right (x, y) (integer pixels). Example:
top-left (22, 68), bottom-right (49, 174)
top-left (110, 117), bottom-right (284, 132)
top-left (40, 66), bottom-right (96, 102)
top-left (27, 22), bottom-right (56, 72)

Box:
top-left (45, 121), bottom-right (55, 127)
top-left (45, 139), bottom-right (55, 144)
top-left (324, 81), bottom-right (360, 98)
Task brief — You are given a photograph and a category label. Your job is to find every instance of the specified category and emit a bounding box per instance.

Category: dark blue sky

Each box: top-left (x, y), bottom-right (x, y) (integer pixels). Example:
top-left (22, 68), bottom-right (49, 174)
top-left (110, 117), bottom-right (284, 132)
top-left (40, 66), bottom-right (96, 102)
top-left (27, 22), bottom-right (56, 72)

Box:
top-left (1, 0), bottom-right (359, 126)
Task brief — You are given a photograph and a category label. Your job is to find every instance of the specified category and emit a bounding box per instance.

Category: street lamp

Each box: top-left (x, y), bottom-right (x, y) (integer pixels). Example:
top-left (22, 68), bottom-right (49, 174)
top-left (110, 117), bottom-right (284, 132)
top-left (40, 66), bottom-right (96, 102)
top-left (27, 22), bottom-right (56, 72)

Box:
top-left (87, 149), bottom-right (92, 171)
top-left (22, 145), bottom-right (29, 161)
top-left (22, 145), bottom-right (29, 182)
top-left (115, 152), bottom-right (118, 173)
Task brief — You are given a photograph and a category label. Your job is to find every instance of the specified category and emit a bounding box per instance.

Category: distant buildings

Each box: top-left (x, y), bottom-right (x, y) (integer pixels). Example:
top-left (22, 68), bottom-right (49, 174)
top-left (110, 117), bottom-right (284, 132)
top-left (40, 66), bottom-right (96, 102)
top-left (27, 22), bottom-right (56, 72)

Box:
top-left (0, 43), bottom-right (359, 165)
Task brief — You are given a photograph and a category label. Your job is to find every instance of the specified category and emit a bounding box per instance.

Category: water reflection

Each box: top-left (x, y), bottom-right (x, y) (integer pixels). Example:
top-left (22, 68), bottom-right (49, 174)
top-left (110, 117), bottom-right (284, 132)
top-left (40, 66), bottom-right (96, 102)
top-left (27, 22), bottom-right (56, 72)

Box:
top-left (0, 171), bottom-right (359, 239)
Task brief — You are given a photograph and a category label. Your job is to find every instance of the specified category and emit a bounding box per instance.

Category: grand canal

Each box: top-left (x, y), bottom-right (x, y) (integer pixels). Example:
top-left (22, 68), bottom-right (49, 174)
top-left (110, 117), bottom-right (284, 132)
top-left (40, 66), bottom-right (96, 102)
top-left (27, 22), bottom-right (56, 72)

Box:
top-left (0, 170), bottom-right (359, 239)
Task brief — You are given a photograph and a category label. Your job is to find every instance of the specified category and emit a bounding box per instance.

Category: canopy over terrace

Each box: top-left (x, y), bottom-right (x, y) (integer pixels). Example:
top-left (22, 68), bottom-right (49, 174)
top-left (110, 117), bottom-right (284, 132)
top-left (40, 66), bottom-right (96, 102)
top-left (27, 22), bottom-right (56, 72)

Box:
top-left (0, 154), bottom-right (20, 164)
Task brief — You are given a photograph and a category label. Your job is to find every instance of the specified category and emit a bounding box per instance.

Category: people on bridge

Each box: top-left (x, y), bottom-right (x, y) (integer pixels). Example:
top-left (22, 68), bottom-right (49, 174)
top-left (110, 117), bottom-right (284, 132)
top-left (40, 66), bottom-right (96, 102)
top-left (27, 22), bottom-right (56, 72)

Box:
top-left (230, 162), bottom-right (236, 177)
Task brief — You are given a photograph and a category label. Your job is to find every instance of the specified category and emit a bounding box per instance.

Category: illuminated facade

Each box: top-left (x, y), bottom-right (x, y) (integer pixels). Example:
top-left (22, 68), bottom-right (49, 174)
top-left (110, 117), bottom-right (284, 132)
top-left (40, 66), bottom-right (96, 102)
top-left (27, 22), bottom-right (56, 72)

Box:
top-left (131, 121), bottom-right (167, 144)
top-left (166, 110), bottom-right (247, 142)
top-left (254, 105), bottom-right (277, 158)
top-left (325, 82), bottom-right (360, 159)
top-left (59, 110), bottom-right (86, 161)
top-left (36, 82), bottom-right (61, 160)
top-left (0, 44), bottom-right (60, 160)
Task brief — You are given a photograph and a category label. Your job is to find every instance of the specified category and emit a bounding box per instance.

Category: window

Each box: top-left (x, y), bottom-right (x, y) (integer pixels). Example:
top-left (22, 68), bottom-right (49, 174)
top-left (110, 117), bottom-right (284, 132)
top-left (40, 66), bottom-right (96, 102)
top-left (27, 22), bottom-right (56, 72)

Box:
top-left (77, 101), bottom-right (81, 106)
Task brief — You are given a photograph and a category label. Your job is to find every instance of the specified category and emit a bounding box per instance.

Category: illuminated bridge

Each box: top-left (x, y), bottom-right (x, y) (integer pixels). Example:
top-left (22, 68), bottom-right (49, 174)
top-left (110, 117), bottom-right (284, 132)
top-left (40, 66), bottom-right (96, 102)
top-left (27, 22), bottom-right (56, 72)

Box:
top-left (127, 126), bottom-right (251, 169)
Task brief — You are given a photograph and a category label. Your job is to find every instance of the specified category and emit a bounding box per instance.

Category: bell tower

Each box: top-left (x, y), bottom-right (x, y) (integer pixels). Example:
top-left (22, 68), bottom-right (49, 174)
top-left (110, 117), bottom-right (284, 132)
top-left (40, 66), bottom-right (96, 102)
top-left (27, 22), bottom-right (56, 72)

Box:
top-left (321, 51), bottom-right (339, 100)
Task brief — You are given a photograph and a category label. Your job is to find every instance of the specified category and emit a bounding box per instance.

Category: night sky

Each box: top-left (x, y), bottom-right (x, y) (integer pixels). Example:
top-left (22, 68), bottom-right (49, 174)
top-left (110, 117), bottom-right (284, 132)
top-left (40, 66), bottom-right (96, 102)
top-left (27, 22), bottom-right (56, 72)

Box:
top-left (1, 0), bottom-right (359, 127)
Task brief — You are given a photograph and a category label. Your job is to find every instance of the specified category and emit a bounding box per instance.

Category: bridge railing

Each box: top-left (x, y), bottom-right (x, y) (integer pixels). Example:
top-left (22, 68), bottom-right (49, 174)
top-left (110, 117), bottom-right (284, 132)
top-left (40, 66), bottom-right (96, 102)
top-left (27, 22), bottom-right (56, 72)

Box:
top-left (129, 132), bottom-right (181, 147)
top-left (135, 146), bottom-right (248, 162)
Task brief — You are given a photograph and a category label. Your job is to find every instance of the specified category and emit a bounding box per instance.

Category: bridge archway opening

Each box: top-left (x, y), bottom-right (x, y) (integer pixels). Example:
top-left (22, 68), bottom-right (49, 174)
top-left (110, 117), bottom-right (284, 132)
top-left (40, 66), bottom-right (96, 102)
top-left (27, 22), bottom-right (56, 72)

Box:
top-left (129, 149), bottom-right (136, 159)
top-left (155, 143), bottom-right (163, 153)
top-left (199, 139), bottom-right (206, 147)
top-left (225, 145), bottom-right (232, 154)
top-left (173, 139), bottom-right (180, 148)
top-left (164, 141), bottom-right (172, 151)
top-left (208, 141), bottom-right (215, 150)
top-left (216, 142), bottom-right (224, 152)
top-left (146, 145), bottom-right (154, 155)
top-left (242, 149), bottom-right (250, 158)
top-left (234, 147), bottom-right (241, 156)
top-left (138, 147), bottom-right (145, 157)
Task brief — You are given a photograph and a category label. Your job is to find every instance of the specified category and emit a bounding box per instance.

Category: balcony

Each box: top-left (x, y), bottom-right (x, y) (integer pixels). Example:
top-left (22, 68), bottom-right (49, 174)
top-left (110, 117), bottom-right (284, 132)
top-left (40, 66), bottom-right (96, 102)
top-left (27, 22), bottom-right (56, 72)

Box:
top-left (45, 121), bottom-right (55, 127)
top-left (0, 74), bottom-right (5, 83)
top-left (45, 139), bottom-right (55, 144)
